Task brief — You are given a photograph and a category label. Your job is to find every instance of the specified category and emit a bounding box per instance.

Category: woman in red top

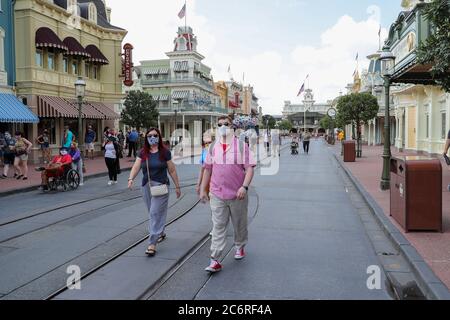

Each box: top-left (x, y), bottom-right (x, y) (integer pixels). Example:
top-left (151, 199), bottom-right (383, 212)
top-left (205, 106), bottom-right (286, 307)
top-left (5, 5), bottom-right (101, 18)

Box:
top-left (39, 147), bottom-right (72, 189)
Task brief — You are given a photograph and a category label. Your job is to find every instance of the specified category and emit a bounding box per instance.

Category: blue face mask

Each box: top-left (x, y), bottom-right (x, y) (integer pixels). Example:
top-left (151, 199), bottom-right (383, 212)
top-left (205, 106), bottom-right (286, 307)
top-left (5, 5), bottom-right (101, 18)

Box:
top-left (148, 136), bottom-right (159, 146)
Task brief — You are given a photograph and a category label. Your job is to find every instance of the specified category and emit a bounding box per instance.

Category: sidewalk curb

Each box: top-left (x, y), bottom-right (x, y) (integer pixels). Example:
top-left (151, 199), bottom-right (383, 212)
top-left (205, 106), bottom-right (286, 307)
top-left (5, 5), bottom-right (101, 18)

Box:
top-left (332, 151), bottom-right (450, 300)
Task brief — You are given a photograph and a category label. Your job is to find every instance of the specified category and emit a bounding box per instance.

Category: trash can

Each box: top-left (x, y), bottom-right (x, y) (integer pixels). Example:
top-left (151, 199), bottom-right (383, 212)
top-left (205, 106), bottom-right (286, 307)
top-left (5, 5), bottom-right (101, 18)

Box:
top-left (390, 156), bottom-right (442, 232)
top-left (343, 141), bottom-right (356, 162)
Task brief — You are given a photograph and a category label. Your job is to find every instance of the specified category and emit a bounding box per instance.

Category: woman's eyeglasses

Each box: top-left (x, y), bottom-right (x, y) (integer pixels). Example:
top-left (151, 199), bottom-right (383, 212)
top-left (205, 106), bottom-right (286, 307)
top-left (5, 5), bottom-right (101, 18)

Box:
top-left (218, 123), bottom-right (230, 128)
top-left (147, 134), bottom-right (159, 138)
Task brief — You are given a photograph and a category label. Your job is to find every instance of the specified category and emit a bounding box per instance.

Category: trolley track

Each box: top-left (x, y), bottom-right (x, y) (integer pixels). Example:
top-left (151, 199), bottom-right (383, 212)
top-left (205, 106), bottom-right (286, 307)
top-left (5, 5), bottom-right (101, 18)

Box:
top-left (45, 197), bottom-right (202, 300)
top-left (0, 182), bottom-right (198, 245)
top-left (0, 178), bottom-right (198, 227)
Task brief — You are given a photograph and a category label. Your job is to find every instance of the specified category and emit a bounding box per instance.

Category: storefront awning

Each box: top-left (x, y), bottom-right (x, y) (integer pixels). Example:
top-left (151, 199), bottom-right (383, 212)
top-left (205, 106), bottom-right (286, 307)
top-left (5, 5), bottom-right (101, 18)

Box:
top-left (87, 102), bottom-right (121, 120)
top-left (85, 45), bottom-right (109, 65)
top-left (229, 101), bottom-right (239, 109)
top-left (0, 94), bottom-right (39, 123)
top-left (35, 27), bottom-right (68, 52)
top-left (37, 96), bottom-right (119, 120)
top-left (172, 90), bottom-right (190, 100)
top-left (142, 68), bottom-right (160, 75)
top-left (159, 67), bottom-right (170, 74)
top-left (159, 94), bottom-right (169, 101)
top-left (151, 95), bottom-right (160, 101)
top-left (63, 37), bottom-right (91, 58)
top-left (173, 61), bottom-right (189, 72)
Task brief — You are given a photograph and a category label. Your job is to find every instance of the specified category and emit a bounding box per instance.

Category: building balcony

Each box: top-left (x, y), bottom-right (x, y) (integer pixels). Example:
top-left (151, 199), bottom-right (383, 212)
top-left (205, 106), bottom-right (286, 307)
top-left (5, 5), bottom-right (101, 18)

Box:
top-left (157, 104), bottom-right (230, 115)
top-left (141, 76), bottom-right (214, 90)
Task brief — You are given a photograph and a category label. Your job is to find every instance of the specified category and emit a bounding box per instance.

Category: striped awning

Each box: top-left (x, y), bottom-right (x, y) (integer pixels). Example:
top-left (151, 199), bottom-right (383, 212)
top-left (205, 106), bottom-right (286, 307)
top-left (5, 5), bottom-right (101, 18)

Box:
top-left (85, 45), bottom-right (109, 65)
top-left (173, 61), bottom-right (189, 72)
top-left (63, 37), bottom-right (90, 58)
top-left (159, 67), bottom-right (170, 74)
top-left (37, 96), bottom-right (119, 119)
top-left (0, 94), bottom-right (39, 123)
top-left (87, 102), bottom-right (121, 120)
top-left (35, 27), bottom-right (68, 52)
top-left (151, 95), bottom-right (160, 101)
top-left (159, 94), bottom-right (169, 101)
top-left (171, 91), bottom-right (189, 100)
top-left (142, 68), bottom-right (160, 75)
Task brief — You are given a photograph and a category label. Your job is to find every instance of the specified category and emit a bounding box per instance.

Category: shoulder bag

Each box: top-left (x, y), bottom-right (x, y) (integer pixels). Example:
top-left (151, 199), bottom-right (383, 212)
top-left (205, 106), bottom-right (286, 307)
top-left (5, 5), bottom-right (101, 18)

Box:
top-left (146, 155), bottom-right (169, 197)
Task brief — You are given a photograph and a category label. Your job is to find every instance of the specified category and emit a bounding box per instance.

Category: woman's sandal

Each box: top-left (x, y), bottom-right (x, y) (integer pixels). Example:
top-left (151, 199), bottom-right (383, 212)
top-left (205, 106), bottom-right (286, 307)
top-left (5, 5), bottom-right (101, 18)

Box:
top-left (145, 247), bottom-right (156, 256)
top-left (157, 234), bottom-right (167, 243)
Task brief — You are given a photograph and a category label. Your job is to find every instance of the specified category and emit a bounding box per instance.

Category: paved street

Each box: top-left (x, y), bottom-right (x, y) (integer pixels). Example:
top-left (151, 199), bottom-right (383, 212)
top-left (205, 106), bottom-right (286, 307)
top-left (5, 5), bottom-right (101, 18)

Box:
top-left (0, 139), bottom-right (405, 300)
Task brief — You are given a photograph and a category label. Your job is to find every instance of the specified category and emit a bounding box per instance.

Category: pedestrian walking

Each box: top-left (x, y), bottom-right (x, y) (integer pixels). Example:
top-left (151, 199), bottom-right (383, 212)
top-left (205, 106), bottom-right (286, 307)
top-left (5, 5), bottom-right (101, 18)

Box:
top-left (84, 125), bottom-right (96, 160)
top-left (199, 116), bottom-right (256, 273)
top-left (264, 130), bottom-right (271, 156)
top-left (196, 132), bottom-right (214, 195)
top-left (118, 130), bottom-right (125, 157)
top-left (103, 133), bottom-right (119, 185)
top-left (127, 128), bottom-right (181, 256)
top-left (303, 130), bottom-right (311, 154)
top-left (69, 142), bottom-right (84, 186)
top-left (36, 129), bottom-right (51, 164)
top-left (1, 132), bottom-right (16, 179)
top-left (127, 129), bottom-right (138, 158)
top-left (13, 132), bottom-right (33, 180)
top-left (271, 129), bottom-right (281, 157)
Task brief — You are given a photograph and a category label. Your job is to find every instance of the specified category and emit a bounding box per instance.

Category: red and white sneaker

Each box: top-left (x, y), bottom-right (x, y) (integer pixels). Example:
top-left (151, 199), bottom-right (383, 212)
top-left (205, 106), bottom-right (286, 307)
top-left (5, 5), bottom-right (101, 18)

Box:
top-left (234, 247), bottom-right (246, 260)
top-left (205, 260), bottom-right (222, 273)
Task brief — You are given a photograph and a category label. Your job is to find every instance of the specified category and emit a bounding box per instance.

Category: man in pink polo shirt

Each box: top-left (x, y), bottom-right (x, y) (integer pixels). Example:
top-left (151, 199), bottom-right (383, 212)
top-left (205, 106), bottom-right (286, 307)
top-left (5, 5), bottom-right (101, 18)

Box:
top-left (200, 115), bottom-right (256, 273)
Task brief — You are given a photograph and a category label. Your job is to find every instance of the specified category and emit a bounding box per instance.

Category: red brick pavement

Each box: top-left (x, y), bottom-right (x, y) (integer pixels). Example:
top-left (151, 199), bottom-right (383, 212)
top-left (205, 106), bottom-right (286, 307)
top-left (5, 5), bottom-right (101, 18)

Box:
top-left (333, 143), bottom-right (450, 290)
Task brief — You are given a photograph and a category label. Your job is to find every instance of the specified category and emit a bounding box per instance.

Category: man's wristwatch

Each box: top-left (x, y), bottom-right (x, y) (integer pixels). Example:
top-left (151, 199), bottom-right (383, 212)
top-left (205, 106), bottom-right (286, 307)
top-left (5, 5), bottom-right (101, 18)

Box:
top-left (242, 186), bottom-right (249, 191)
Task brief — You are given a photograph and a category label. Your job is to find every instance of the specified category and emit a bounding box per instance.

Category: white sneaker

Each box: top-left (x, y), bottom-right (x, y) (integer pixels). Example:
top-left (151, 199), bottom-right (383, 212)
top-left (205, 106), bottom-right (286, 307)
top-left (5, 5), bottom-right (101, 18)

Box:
top-left (79, 183), bottom-right (84, 186)
top-left (114, 181), bottom-right (118, 184)
top-left (108, 181), bottom-right (113, 186)
top-left (234, 247), bottom-right (246, 260)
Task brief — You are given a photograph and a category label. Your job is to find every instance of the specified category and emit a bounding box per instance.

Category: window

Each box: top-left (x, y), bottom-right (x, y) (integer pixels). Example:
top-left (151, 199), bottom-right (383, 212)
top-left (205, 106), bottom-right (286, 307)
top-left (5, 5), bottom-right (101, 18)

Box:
top-left (63, 57), bottom-right (69, 73)
top-left (92, 65), bottom-right (99, 80)
top-left (442, 113), bottom-right (447, 140)
top-left (35, 49), bottom-right (43, 67)
top-left (88, 3), bottom-right (97, 23)
top-left (72, 60), bottom-right (79, 75)
top-left (47, 52), bottom-right (55, 70)
top-left (85, 64), bottom-right (90, 78)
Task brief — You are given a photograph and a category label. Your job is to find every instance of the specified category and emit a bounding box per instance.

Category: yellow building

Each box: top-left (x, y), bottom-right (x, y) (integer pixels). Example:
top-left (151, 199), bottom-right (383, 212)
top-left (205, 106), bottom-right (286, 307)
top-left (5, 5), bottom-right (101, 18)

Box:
top-left (14, 0), bottom-right (126, 162)
top-left (214, 81), bottom-right (228, 110)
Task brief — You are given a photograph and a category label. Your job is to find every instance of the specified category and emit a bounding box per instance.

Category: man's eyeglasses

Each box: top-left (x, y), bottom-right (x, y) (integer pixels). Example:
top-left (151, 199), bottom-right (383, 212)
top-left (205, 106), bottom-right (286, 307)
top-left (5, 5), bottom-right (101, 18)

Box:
top-left (218, 123), bottom-right (230, 128)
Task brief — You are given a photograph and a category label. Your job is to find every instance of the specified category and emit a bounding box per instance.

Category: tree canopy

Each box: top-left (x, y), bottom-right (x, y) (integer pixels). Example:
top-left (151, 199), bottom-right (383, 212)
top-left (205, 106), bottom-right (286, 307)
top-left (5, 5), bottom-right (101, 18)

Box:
top-left (121, 91), bottom-right (159, 131)
top-left (416, 0), bottom-right (450, 92)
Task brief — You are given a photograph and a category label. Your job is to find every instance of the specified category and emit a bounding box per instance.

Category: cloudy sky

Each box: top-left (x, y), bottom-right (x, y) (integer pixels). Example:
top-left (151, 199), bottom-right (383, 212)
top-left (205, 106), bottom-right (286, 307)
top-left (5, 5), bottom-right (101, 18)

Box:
top-left (107, 0), bottom-right (402, 114)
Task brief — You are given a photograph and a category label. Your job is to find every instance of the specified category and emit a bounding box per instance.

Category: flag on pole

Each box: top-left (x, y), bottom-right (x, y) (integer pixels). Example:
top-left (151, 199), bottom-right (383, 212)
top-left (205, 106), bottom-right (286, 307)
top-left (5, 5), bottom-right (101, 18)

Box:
top-left (227, 65), bottom-right (231, 73)
top-left (178, 3), bottom-right (186, 19)
top-left (378, 25), bottom-right (381, 37)
top-left (355, 53), bottom-right (359, 61)
top-left (297, 83), bottom-right (305, 97)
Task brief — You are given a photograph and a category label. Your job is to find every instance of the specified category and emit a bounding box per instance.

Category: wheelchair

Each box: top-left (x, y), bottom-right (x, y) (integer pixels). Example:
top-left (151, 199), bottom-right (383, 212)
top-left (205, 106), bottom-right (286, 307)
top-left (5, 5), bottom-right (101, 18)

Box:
top-left (42, 164), bottom-right (80, 192)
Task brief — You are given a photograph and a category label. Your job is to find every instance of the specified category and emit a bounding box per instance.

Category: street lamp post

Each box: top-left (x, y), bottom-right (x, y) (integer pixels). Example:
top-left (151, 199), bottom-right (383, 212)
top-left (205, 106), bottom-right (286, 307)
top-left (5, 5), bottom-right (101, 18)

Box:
top-left (379, 48), bottom-right (396, 191)
top-left (75, 77), bottom-right (86, 150)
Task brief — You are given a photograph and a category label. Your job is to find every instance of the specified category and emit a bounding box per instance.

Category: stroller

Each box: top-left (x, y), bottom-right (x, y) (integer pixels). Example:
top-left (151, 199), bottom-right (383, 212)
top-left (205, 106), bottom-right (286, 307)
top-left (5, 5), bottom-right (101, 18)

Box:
top-left (291, 141), bottom-right (299, 155)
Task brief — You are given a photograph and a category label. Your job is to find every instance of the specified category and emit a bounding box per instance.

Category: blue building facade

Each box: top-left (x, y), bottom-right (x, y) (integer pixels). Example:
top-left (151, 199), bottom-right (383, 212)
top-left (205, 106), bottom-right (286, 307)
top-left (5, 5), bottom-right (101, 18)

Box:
top-left (0, 0), bottom-right (16, 91)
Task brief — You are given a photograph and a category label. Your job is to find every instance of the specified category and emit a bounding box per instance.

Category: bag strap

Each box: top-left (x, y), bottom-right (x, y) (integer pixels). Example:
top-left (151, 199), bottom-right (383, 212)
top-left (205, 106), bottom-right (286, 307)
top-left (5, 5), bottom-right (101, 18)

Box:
top-left (146, 156), bottom-right (151, 186)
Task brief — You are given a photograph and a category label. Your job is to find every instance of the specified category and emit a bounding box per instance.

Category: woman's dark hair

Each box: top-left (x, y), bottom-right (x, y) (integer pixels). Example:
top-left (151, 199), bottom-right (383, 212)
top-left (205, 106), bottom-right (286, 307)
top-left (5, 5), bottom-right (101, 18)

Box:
top-left (15, 131), bottom-right (22, 137)
top-left (142, 128), bottom-right (168, 162)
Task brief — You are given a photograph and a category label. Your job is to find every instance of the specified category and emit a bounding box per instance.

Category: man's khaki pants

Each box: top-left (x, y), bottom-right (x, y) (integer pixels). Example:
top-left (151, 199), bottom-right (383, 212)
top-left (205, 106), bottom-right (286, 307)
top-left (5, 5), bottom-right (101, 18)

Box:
top-left (210, 193), bottom-right (249, 260)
